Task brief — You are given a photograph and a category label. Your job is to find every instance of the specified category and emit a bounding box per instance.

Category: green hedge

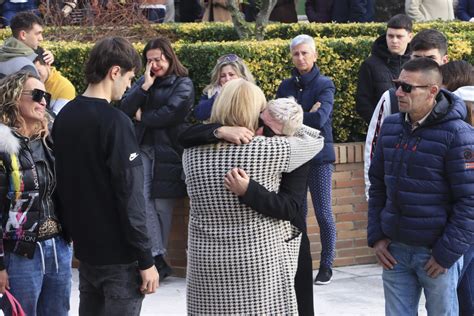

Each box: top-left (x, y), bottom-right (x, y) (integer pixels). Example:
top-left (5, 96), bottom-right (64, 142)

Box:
top-left (1, 21), bottom-right (473, 43)
top-left (1, 21), bottom-right (472, 43)
top-left (42, 36), bottom-right (472, 142)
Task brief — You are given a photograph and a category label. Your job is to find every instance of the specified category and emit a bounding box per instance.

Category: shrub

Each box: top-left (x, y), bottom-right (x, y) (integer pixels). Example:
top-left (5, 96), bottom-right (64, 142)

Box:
top-left (43, 36), bottom-right (471, 142)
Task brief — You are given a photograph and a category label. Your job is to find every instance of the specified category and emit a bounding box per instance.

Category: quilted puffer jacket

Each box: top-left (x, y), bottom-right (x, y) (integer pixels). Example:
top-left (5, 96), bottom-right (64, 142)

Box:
top-left (0, 124), bottom-right (60, 269)
top-left (368, 90), bottom-right (474, 269)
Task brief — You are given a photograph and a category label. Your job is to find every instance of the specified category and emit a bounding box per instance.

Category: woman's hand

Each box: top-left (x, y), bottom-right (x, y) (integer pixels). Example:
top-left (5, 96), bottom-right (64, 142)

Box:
top-left (43, 50), bottom-right (55, 65)
top-left (224, 168), bottom-right (250, 196)
top-left (141, 61), bottom-right (156, 91)
top-left (310, 101), bottom-right (321, 112)
top-left (214, 126), bottom-right (254, 144)
top-left (0, 270), bottom-right (10, 294)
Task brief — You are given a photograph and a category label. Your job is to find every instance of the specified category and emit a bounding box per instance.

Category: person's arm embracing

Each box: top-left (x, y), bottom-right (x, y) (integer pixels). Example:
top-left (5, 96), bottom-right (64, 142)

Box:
top-left (178, 123), bottom-right (254, 148)
top-left (229, 163), bottom-right (310, 225)
top-left (103, 111), bottom-right (158, 293)
top-left (302, 78), bottom-right (335, 129)
top-left (286, 125), bottom-right (324, 172)
top-left (432, 128), bottom-right (474, 270)
top-left (140, 77), bottom-right (195, 128)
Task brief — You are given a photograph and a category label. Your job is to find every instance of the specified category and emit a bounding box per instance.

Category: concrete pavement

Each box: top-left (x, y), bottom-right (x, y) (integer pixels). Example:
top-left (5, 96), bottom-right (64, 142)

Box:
top-left (70, 263), bottom-right (428, 315)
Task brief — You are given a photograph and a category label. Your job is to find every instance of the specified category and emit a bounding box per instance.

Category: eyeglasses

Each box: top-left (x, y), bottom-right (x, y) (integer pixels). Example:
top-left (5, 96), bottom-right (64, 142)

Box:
top-left (217, 54), bottom-right (240, 64)
top-left (22, 88), bottom-right (51, 105)
top-left (393, 80), bottom-right (431, 93)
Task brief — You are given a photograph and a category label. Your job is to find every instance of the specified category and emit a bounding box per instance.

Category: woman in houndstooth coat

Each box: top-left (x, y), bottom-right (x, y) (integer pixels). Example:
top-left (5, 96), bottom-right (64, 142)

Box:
top-left (183, 79), bottom-right (324, 314)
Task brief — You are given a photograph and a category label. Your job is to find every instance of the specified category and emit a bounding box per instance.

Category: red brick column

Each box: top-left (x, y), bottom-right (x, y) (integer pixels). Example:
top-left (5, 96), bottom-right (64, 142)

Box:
top-left (167, 142), bottom-right (376, 276)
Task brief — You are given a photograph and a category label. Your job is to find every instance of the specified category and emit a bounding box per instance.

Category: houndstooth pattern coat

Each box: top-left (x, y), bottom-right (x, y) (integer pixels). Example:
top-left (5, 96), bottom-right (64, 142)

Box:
top-left (183, 126), bottom-right (324, 315)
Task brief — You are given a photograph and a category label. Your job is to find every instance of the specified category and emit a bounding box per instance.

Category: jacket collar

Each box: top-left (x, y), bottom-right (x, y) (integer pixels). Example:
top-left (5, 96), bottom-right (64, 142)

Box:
top-left (416, 90), bottom-right (466, 128)
top-left (0, 123), bottom-right (20, 155)
top-left (292, 65), bottom-right (320, 88)
top-left (153, 74), bottom-right (178, 87)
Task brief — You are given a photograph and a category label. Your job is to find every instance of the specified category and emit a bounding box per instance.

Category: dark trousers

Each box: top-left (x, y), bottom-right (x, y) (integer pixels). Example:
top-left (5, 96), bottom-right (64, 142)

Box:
top-left (295, 232), bottom-right (315, 316)
top-left (78, 262), bottom-right (144, 316)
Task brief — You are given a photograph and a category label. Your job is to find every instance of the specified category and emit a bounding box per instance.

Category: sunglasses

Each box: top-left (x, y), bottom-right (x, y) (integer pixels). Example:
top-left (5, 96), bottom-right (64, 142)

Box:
top-left (393, 80), bottom-right (431, 93)
top-left (258, 117), bottom-right (282, 137)
top-left (217, 54), bottom-right (240, 64)
top-left (22, 88), bottom-right (51, 105)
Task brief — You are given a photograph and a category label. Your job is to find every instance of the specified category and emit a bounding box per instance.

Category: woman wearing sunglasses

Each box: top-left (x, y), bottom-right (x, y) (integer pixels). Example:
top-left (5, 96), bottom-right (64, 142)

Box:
top-left (194, 53), bottom-right (255, 121)
top-left (120, 37), bottom-right (194, 280)
top-left (0, 72), bottom-right (72, 315)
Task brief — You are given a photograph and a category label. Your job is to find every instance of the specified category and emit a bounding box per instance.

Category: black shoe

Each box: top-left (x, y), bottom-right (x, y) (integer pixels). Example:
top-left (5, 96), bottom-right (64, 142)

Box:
top-left (314, 266), bottom-right (332, 285)
top-left (154, 255), bottom-right (173, 281)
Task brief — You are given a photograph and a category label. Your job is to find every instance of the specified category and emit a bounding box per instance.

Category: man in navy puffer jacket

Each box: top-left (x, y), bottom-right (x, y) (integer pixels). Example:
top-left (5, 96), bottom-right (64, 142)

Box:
top-left (368, 57), bottom-right (474, 316)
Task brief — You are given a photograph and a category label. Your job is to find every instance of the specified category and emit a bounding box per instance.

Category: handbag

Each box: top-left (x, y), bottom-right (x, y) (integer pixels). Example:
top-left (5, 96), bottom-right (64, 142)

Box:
top-left (0, 290), bottom-right (26, 316)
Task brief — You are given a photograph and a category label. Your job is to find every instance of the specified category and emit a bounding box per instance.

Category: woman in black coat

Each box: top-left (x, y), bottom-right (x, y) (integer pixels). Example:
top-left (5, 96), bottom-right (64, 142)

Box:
top-left (120, 37), bottom-right (194, 280)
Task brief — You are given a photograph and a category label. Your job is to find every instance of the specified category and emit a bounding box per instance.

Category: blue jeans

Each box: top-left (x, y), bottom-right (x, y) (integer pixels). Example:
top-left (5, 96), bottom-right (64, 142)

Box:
top-left (78, 262), bottom-right (144, 316)
top-left (383, 242), bottom-right (463, 316)
top-left (5, 236), bottom-right (72, 316)
top-left (2, 1), bottom-right (38, 26)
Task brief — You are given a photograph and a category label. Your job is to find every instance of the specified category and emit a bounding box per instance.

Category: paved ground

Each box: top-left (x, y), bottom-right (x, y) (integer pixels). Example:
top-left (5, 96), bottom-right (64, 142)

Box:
top-left (70, 263), bottom-right (428, 315)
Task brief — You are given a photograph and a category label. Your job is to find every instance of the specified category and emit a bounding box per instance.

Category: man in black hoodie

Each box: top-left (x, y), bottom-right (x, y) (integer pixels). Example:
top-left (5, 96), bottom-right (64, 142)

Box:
top-left (356, 14), bottom-right (413, 124)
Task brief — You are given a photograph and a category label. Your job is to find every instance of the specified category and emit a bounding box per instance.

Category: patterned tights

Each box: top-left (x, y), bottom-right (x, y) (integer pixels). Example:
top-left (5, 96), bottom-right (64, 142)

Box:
top-left (303, 163), bottom-right (336, 268)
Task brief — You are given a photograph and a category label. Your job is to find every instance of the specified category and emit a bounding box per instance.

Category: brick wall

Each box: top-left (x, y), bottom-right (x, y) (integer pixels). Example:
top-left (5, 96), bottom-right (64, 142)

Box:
top-left (307, 142), bottom-right (376, 268)
top-left (167, 142), bottom-right (375, 277)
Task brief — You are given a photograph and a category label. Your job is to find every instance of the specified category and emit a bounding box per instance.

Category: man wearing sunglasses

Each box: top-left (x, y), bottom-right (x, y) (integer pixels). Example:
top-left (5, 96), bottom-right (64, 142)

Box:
top-left (367, 57), bottom-right (474, 315)
top-left (364, 29), bottom-right (449, 200)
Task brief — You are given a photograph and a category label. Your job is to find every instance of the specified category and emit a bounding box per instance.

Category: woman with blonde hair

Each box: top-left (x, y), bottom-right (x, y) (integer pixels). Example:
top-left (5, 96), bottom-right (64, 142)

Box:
top-left (0, 72), bottom-right (72, 315)
top-left (183, 78), bottom-right (323, 314)
top-left (194, 53), bottom-right (255, 121)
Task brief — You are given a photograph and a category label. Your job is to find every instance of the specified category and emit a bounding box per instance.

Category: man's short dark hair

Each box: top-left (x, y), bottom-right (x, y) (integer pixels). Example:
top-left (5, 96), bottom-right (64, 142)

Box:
top-left (10, 12), bottom-right (43, 39)
top-left (387, 14), bottom-right (413, 32)
top-left (411, 29), bottom-right (448, 56)
top-left (403, 57), bottom-right (443, 85)
top-left (84, 37), bottom-right (142, 84)
top-left (33, 46), bottom-right (47, 65)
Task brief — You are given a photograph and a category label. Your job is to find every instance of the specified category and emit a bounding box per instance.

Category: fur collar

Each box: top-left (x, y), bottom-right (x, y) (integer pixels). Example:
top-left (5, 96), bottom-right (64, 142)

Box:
top-left (0, 123), bottom-right (20, 155)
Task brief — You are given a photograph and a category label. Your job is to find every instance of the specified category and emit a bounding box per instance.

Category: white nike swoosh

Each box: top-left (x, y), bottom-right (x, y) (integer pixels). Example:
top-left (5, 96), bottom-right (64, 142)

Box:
top-left (129, 153), bottom-right (138, 161)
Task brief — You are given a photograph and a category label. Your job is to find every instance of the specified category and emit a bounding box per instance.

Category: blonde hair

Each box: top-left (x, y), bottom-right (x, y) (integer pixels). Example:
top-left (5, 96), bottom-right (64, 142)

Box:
top-left (0, 72), bottom-right (49, 139)
top-left (203, 55), bottom-right (255, 97)
top-left (209, 78), bottom-right (266, 131)
top-left (267, 97), bottom-right (303, 136)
